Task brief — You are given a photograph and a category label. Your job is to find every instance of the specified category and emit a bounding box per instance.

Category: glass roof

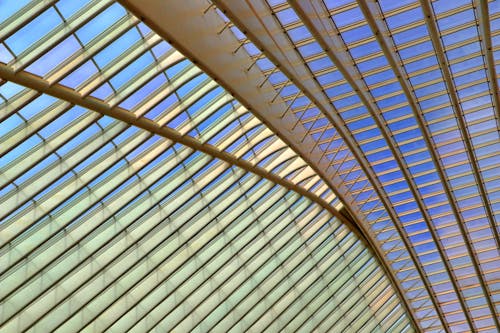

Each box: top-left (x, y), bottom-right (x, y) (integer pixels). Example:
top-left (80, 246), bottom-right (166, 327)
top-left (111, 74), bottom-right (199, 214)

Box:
top-left (0, 0), bottom-right (499, 332)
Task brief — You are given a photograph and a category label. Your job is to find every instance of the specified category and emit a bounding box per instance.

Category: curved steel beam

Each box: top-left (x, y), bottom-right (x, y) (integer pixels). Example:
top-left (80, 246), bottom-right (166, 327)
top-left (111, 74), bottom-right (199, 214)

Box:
top-left (116, 0), bottom-right (418, 330)
top-left (116, 0), bottom-right (364, 211)
top-left (420, 0), bottom-right (500, 248)
top-left (419, 0), bottom-right (500, 330)
top-left (291, 1), bottom-right (477, 331)
top-left (0, 61), bottom-right (370, 271)
top-left (0, 66), bottom-right (409, 330)
top-left (0, 62), bottom-right (341, 226)
top-left (210, 0), bottom-right (445, 331)
top-left (356, 1), bottom-right (500, 331)
top-left (473, 0), bottom-right (500, 131)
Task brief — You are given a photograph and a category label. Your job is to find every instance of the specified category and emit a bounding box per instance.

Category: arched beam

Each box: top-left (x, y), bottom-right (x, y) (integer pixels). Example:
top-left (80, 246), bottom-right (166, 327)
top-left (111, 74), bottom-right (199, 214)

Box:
top-left (0, 63), bottom-right (341, 229)
top-left (354, 1), bottom-right (500, 331)
top-left (0, 61), bottom-right (372, 279)
top-left (116, 0), bottom-right (420, 330)
top-left (418, 1), bottom-right (500, 330)
top-left (473, 0), bottom-right (500, 131)
top-left (290, 1), bottom-right (473, 331)
top-left (0, 29), bottom-right (418, 332)
top-left (116, 0), bottom-right (367, 217)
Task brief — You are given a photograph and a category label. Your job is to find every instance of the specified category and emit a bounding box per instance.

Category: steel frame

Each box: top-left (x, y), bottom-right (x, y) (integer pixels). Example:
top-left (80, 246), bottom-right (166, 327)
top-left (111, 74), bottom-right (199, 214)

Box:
top-left (418, 1), bottom-right (500, 330)
top-left (120, 0), bottom-right (416, 330)
top-left (0, 60), bottom-right (408, 331)
top-left (0, 59), bottom-right (412, 324)
top-left (473, 0), bottom-right (500, 131)
top-left (0, 62), bottom-right (349, 235)
top-left (3, 0), bottom-right (498, 331)
top-left (291, 1), bottom-right (482, 331)
top-left (350, 0), bottom-right (500, 330)
top-left (211, 0), bottom-right (441, 330)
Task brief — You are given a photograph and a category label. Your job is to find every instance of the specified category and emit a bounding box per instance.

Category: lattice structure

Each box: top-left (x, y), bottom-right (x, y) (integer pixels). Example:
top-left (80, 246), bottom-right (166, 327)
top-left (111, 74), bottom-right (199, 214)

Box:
top-left (1, 0), bottom-right (499, 332)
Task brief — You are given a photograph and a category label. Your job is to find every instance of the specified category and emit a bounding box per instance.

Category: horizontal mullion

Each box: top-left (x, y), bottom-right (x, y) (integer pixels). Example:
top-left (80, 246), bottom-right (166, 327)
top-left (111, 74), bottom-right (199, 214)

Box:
top-left (0, 112), bottom-right (101, 220)
top-left (46, 15), bottom-right (141, 84)
top-left (0, 151), bottom-right (225, 331)
top-left (0, 99), bottom-right (72, 157)
top-left (308, 254), bottom-right (377, 332)
top-left (51, 162), bottom-right (251, 332)
top-left (0, 140), bottom-right (188, 301)
top-left (107, 50), bottom-right (185, 107)
top-left (0, 0), bottom-right (58, 42)
top-left (0, 88), bottom-right (39, 123)
top-left (77, 32), bottom-right (163, 97)
top-left (165, 203), bottom-right (328, 332)
top-left (10, 0), bottom-right (115, 72)
top-left (264, 246), bottom-right (373, 332)
top-left (226, 227), bottom-right (355, 332)
top-left (175, 90), bottom-right (232, 135)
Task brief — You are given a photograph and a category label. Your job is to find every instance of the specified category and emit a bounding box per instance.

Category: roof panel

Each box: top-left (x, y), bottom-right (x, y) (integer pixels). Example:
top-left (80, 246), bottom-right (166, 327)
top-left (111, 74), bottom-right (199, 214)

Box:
top-left (1, 0), bottom-right (500, 331)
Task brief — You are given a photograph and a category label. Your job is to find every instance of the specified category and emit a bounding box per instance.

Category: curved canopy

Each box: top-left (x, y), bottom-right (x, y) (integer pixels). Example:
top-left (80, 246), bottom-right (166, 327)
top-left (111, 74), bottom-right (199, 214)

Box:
top-left (0, 0), bottom-right (499, 332)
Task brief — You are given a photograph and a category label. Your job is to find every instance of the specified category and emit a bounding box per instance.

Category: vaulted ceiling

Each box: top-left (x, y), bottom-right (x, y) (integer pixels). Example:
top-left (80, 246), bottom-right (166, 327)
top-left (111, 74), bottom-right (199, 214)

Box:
top-left (0, 0), bottom-right (499, 332)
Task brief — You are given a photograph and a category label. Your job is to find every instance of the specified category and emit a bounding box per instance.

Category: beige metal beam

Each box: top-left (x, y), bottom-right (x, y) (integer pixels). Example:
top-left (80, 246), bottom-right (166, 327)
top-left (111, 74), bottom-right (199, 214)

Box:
top-left (419, 0), bottom-right (500, 330)
top-left (0, 62), bottom-right (343, 231)
top-left (116, 0), bottom-right (372, 214)
top-left (473, 0), bottom-right (500, 131)
top-left (0, 60), bottom-right (411, 330)
top-left (0, 61), bottom-right (379, 276)
top-left (116, 0), bottom-right (394, 243)
top-left (205, 0), bottom-right (434, 330)
top-left (291, 2), bottom-right (478, 331)
top-left (0, 37), bottom-right (415, 333)
top-left (351, 0), bottom-right (500, 330)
